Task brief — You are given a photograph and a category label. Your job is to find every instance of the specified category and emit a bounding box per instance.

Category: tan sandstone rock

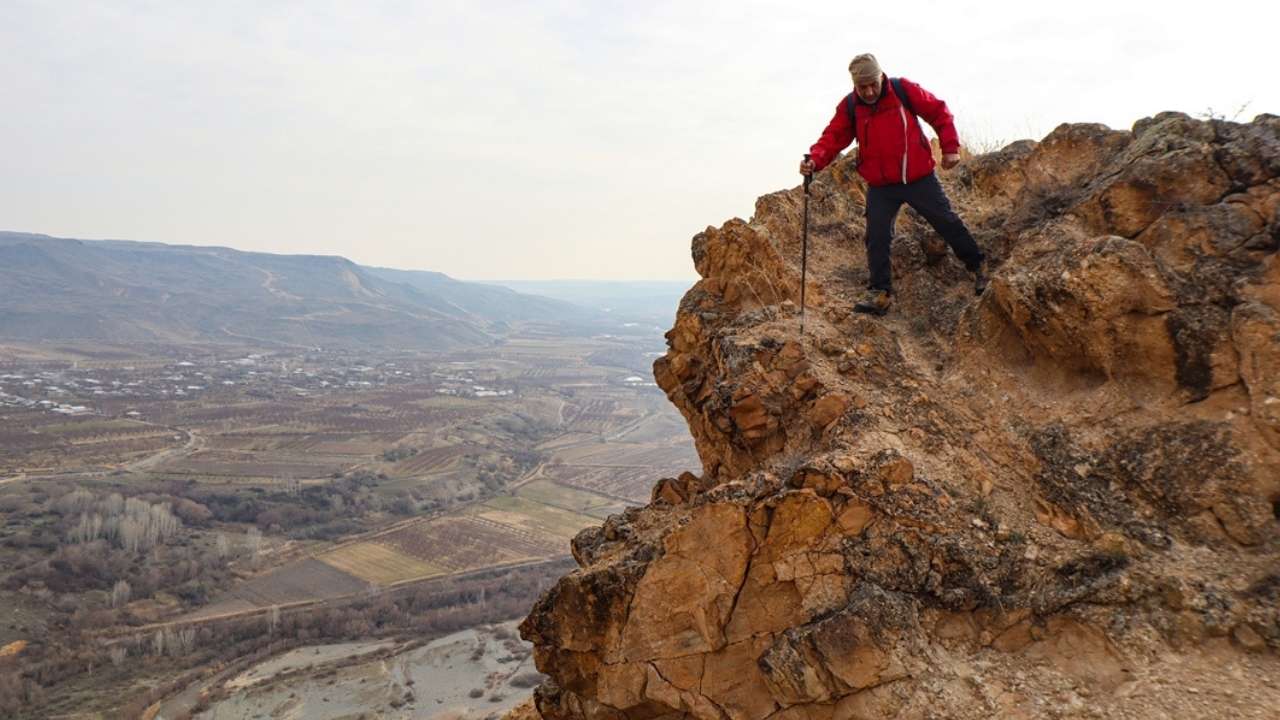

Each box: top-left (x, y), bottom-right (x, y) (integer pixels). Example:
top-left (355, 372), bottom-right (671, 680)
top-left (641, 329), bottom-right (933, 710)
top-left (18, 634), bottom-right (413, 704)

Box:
top-left (522, 113), bottom-right (1280, 720)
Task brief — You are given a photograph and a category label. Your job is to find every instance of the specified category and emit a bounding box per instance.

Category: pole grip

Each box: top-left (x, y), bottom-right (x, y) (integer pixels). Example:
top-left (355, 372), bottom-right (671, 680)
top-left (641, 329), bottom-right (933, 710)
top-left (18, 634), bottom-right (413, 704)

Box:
top-left (802, 153), bottom-right (812, 192)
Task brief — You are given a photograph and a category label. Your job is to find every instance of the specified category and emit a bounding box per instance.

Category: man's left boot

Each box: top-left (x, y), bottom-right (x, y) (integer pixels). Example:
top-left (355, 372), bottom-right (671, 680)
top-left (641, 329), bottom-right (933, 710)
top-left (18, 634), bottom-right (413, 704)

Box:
top-left (853, 289), bottom-right (892, 316)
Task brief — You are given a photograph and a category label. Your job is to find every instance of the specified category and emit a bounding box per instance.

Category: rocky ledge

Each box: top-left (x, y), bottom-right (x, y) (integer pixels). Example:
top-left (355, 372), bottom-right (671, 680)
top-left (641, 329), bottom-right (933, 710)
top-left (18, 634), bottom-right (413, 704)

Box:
top-left (520, 113), bottom-right (1280, 719)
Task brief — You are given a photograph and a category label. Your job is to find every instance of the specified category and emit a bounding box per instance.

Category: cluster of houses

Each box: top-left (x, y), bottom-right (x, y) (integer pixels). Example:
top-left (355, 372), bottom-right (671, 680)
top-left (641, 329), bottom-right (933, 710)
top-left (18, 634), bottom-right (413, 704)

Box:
top-left (429, 367), bottom-right (516, 398)
top-left (0, 385), bottom-right (92, 415)
top-left (0, 352), bottom-right (456, 416)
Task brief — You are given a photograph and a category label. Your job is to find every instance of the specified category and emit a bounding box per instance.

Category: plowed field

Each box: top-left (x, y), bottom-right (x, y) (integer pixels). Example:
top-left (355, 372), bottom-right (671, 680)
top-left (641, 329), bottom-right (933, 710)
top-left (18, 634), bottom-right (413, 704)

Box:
top-left (377, 516), bottom-right (566, 573)
top-left (222, 558), bottom-right (369, 608)
top-left (472, 496), bottom-right (598, 539)
top-left (515, 479), bottom-right (631, 519)
top-left (318, 542), bottom-right (445, 585)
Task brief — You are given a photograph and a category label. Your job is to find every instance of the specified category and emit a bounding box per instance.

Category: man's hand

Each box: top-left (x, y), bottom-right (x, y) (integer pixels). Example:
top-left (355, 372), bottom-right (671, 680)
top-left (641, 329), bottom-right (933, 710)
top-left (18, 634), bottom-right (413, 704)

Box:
top-left (799, 157), bottom-right (815, 176)
top-left (941, 152), bottom-right (961, 170)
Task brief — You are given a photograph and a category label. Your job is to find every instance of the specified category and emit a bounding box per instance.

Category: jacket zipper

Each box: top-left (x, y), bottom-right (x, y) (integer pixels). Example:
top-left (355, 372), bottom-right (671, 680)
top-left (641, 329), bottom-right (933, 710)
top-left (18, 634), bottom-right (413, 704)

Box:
top-left (899, 106), bottom-right (909, 184)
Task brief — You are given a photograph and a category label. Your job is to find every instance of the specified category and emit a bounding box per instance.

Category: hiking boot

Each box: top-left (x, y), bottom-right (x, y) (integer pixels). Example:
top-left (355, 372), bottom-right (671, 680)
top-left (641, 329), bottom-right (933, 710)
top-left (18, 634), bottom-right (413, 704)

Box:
top-left (854, 289), bottom-right (892, 316)
top-left (973, 266), bottom-right (988, 296)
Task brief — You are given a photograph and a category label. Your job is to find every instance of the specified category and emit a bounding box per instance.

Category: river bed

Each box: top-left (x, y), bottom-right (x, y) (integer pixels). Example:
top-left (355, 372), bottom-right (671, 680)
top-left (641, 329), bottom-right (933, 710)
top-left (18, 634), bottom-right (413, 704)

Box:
top-left (190, 621), bottom-right (540, 720)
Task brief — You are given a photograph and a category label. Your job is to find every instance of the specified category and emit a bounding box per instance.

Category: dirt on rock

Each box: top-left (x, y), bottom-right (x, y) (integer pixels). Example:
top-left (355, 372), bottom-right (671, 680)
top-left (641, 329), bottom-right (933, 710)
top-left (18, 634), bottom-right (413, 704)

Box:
top-left (517, 112), bottom-right (1280, 720)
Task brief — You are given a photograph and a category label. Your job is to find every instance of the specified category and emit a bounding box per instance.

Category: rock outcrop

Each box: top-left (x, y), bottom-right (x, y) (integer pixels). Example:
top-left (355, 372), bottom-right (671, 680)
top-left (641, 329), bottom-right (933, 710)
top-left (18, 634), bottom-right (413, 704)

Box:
top-left (520, 113), bottom-right (1280, 719)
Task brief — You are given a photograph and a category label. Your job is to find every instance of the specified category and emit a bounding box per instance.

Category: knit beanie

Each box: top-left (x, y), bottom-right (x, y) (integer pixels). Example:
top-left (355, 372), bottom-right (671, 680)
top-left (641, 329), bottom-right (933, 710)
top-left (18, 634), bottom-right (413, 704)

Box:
top-left (848, 54), bottom-right (882, 84)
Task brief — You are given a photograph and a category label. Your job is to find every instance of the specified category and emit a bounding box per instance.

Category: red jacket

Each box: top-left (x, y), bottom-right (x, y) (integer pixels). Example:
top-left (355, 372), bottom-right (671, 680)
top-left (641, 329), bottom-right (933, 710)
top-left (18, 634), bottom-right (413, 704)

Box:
top-left (808, 74), bottom-right (960, 187)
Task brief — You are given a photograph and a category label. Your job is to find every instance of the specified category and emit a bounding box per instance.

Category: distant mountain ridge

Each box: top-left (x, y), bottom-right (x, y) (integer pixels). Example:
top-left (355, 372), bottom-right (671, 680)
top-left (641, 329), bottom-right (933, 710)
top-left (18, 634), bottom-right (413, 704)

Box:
top-left (495, 280), bottom-right (690, 324)
top-left (0, 232), bottom-right (590, 350)
top-left (362, 266), bottom-right (581, 323)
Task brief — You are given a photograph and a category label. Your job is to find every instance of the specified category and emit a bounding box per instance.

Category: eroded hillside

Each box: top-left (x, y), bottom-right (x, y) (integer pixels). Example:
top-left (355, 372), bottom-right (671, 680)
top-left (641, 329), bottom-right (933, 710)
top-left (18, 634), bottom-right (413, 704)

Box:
top-left (518, 112), bottom-right (1280, 719)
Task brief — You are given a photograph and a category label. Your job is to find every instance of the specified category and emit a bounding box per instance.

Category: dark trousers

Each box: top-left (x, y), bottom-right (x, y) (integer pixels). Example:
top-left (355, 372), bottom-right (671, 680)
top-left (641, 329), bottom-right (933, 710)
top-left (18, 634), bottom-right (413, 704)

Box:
top-left (865, 172), bottom-right (983, 293)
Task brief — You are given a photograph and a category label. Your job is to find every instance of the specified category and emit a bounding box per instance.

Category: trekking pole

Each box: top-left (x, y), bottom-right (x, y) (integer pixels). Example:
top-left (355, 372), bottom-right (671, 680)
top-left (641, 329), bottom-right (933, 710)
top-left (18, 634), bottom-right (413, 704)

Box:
top-left (800, 154), bottom-right (812, 335)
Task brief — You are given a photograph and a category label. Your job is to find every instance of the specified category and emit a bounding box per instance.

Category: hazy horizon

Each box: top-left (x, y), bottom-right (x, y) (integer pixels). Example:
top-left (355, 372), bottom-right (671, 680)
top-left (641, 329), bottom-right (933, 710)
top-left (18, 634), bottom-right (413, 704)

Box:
top-left (4, 1), bottom-right (1276, 281)
top-left (0, 228), bottom-right (695, 283)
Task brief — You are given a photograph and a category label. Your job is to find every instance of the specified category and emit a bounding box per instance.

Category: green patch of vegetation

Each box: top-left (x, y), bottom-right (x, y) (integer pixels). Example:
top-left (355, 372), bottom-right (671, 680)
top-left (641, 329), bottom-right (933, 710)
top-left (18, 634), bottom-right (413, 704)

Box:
top-left (381, 446), bottom-right (418, 463)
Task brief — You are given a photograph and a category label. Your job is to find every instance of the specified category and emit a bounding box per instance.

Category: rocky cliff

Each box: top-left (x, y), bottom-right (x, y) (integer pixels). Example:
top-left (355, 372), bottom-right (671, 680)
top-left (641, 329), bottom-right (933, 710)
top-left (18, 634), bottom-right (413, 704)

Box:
top-left (519, 112), bottom-right (1280, 719)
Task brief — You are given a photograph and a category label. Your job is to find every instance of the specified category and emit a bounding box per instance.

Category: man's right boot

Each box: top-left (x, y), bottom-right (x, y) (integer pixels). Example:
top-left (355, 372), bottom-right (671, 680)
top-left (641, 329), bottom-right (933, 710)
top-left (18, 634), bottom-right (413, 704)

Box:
top-left (854, 289), bottom-right (892, 316)
top-left (973, 266), bottom-right (988, 296)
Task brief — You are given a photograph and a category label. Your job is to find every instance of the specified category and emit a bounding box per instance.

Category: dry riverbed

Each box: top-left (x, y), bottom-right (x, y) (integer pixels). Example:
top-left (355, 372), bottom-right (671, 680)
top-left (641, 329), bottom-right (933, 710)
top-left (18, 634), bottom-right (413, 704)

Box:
top-left (189, 621), bottom-right (541, 719)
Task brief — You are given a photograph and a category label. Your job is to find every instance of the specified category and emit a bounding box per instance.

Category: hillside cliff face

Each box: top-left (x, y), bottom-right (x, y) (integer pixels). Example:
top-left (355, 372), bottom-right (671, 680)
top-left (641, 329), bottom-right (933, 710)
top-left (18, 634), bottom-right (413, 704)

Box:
top-left (519, 112), bottom-right (1280, 719)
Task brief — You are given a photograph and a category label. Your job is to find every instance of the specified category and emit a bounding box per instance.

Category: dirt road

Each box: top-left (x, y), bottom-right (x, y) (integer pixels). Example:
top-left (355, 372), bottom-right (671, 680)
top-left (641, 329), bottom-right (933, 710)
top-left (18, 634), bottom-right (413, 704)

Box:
top-left (124, 427), bottom-right (204, 473)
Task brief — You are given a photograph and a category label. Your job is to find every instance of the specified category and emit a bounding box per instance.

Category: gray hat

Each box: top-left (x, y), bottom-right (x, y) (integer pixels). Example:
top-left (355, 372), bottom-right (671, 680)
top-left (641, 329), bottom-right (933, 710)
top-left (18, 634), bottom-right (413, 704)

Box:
top-left (848, 53), bottom-right (882, 83)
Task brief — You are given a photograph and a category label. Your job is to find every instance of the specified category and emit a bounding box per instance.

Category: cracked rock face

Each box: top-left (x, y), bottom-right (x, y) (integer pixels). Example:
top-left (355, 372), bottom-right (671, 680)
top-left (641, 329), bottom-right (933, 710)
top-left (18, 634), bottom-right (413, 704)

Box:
top-left (520, 113), bottom-right (1280, 720)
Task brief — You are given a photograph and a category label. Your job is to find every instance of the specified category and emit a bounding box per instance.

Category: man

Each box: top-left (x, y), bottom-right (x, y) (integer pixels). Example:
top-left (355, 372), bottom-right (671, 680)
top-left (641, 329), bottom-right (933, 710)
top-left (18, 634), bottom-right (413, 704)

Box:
top-left (800, 53), bottom-right (986, 316)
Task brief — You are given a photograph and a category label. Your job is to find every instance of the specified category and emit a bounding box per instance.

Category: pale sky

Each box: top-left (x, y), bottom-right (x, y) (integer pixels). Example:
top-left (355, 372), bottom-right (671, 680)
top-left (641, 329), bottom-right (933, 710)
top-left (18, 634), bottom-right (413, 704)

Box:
top-left (2, 1), bottom-right (1275, 281)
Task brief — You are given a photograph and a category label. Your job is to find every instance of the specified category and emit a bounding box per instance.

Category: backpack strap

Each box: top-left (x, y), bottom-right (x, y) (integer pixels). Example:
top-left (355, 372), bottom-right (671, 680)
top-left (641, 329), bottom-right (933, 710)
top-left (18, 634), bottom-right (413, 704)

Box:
top-left (892, 78), bottom-right (931, 149)
top-left (889, 77), bottom-right (915, 117)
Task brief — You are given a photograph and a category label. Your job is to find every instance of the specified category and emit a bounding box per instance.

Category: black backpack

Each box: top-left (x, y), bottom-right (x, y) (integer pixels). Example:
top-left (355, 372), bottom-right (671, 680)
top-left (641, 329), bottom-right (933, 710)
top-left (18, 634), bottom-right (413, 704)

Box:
top-left (845, 77), bottom-right (917, 128)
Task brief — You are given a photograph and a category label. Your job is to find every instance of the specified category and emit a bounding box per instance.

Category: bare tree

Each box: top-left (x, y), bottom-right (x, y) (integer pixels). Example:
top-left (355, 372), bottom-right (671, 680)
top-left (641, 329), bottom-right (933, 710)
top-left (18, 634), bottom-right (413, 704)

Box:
top-left (104, 498), bottom-right (182, 552)
top-left (172, 626), bottom-right (195, 656)
top-left (215, 532), bottom-right (230, 559)
top-left (110, 580), bottom-right (131, 609)
top-left (68, 512), bottom-right (104, 544)
top-left (149, 502), bottom-right (179, 543)
top-left (55, 488), bottom-right (95, 515)
top-left (151, 629), bottom-right (165, 657)
top-left (101, 492), bottom-right (124, 517)
top-left (108, 645), bottom-right (127, 668)
top-left (119, 517), bottom-right (144, 553)
top-left (244, 526), bottom-right (263, 559)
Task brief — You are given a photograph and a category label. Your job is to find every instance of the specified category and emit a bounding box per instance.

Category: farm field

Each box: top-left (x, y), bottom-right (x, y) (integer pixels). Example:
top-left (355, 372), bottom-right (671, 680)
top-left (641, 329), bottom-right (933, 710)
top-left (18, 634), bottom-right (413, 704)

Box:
top-left (157, 450), bottom-right (353, 480)
top-left (536, 438), bottom-right (700, 502)
top-left (204, 432), bottom-right (406, 454)
top-left (472, 495), bottom-right (600, 539)
top-left (0, 413), bottom-right (176, 458)
top-left (3, 435), bottom-right (178, 469)
top-left (0, 330), bottom-right (699, 716)
top-left (610, 411), bottom-right (691, 444)
top-left (377, 515), bottom-right (564, 575)
top-left (195, 558), bottom-right (372, 616)
top-left (197, 486), bottom-right (613, 605)
top-left (391, 444), bottom-right (482, 475)
top-left (515, 479), bottom-right (631, 519)
top-left (318, 542), bottom-right (446, 585)
top-left (563, 398), bottom-right (624, 434)
top-left (219, 491), bottom-right (601, 608)
top-left (552, 441), bottom-right (698, 468)
top-left (144, 397), bottom-right (491, 435)
top-left (541, 464), bottom-right (660, 503)
top-left (536, 432), bottom-right (602, 451)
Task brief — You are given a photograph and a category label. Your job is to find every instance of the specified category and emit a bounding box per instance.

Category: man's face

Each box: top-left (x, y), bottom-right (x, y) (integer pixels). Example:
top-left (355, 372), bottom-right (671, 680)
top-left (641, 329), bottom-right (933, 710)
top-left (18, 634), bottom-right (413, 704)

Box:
top-left (855, 76), bottom-right (882, 103)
